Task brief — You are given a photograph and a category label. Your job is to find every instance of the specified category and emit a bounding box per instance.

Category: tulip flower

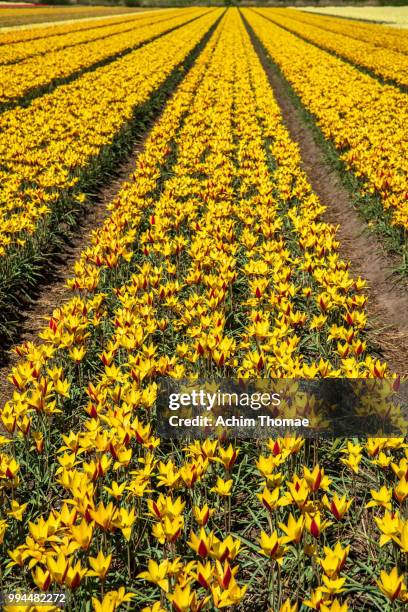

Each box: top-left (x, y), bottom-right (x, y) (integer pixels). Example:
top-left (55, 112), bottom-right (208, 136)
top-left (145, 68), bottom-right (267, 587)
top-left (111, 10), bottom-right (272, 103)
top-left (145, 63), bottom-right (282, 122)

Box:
top-left (210, 477), bottom-right (233, 497)
top-left (216, 444), bottom-right (239, 471)
top-left (4, 457), bottom-right (19, 479)
top-left (167, 584), bottom-right (208, 612)
top-left (319, 543), bottom-right (349, 578)
top-left (92, 587), bottom-right (135, 612)
top-left (138, 559), bottom-right (169, 592)
top-left (259, 530), bottom-right (286, 564)
top-left (89, 501), bottom-right (118, 531)
top-left (196, 561), bottom-right (213, 589)
top-left (45, 553), bottom-right (69, 586)
top-left (391, 457), bottom-right (408, 480)
top-left (70, 519), bottom-right (93, 550)
top-left (341, 441), bottom-right (363, 457)
top-left (188, 528), bottom-right (214, 558)
top-left (148, 494), bottom-right (185, 520)
top-left (279, 513), bottom-right (305, 544)
top-left (322, 493), bottom-right (353, 521)
top-left (214, 559), bottom-right (238, 590)
top-left (305, 512), bottom-right (333, 539)
top-left (303, 465), bottom-right (331, 492)
top-left (103, 481), bottom-right (127, 500)
top-left (7, 500), bottom-right (28, 522)
top-left (211, 576), bottom-right (247, 608)
top-left (32, 566), bottom-right (51, 591)
top-left (88, 550), bottom-right (112, 581)
top-left (394, 476), bottom-right (408, 504)
top-left (340, 453), bottom-right (362, 474)
top-left (303, 587), bottom-right (327, 610)
top-left (258, 486), bottom-right (283, 512)
top-left (113, 506), bottom-right (136, 541)
top-left (141, 603), bottom-right (166, 612)
top-left (32, 430), bottom-right (44, 453)
top-left (321, 575), bottom-right (347, 596)
top-left (68, 346), bottom-right (87, 363)
top-left (193, 504), bottom-right (214, 527)
top-left (152, 515), bottom-right (184, 544)
top-left (365, 486), bottom-right (392, 510)
top-left (377, 566), bottom-right (407, 602)
top-left (371, 451), bottom-right (392, 469)
top-left (282, 477), bottom-right (310, 509)
top-left (210, 534), bottom-right (242, 562)
top-left (365, 438), bottom-right (384, 457)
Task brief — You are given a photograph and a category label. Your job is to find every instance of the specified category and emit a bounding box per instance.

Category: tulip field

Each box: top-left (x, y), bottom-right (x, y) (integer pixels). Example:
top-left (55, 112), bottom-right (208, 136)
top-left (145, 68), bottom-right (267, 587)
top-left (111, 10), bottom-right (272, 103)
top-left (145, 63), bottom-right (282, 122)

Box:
top-left (0, 6), bottom-right (407, 612)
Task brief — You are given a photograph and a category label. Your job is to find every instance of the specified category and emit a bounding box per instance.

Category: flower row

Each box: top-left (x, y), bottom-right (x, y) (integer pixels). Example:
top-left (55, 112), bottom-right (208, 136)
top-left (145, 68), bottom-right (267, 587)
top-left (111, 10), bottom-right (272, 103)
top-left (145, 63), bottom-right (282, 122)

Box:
top-left (0, 9), bottom-right (180, 66)
top-left (0, 9), bottom-right (204, 104)
top-left (0, 5), bottom-right (142, 29)
top-left (243, 9), bottom-right (408, 231)
top-left (255, 8), bottom-right (408, 87)
top-left (284, 8), bottom-right (408, 55)
top-left (0, 9), bottom-right (221, 259)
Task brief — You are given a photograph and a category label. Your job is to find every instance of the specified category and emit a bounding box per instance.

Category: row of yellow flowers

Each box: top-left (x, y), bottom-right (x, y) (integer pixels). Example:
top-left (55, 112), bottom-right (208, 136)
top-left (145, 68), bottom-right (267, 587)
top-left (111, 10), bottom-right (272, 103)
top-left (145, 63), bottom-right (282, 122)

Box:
top-left (1, 8), bottom-right (406, 611)
top-left (0, 8), bottom-right (150, 45)
top-left (243, 9), bottom-right (408, 232)
top-left (258, 8), bottom-right (408, 87)
top-left (0, 9), bottom-right (221, 259)
top-left (0, 5), bottom-right (143, 29)
top-left (284, 8), bottom-right (408, 56)
top-left (0, 8), bottom-right (182, 66)
top-left (0, 8), bottom-right (205, 104)
top-left (0, 5), bottom-right (136, 18)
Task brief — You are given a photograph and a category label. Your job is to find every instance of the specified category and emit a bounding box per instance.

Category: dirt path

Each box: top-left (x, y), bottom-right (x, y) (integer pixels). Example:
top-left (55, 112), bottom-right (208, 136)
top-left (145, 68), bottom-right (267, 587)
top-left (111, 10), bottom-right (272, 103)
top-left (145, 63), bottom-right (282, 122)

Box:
top-left (247, 21), bottom-right (408, 376)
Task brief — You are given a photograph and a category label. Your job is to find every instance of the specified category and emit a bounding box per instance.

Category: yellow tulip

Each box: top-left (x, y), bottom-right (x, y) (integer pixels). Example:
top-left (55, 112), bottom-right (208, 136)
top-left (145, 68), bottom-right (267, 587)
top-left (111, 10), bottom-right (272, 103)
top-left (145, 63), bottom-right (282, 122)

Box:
top-left (87, 550), bottom-right (112, 581)
top-left (377, 566), bottom-right (407, 602)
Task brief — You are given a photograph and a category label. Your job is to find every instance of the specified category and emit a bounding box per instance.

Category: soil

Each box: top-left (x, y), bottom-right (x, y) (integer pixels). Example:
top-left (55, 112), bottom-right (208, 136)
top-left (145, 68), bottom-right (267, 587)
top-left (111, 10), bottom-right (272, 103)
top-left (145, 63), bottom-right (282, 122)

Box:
top-left (248, 21), bottom-right (408, 377)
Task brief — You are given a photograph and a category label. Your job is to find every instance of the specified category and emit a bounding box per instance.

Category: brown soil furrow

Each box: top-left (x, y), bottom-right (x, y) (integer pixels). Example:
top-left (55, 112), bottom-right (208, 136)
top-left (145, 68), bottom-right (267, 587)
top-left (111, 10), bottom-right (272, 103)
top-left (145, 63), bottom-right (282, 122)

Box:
top-left (247, 19), bottom-right (408, 376)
